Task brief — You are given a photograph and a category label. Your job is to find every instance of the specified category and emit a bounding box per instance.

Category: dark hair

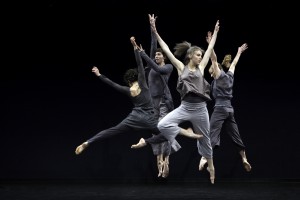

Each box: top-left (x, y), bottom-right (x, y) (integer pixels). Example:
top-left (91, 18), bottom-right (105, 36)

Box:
top-left (123, 68), bottom-right (138, 86)
top-left (156, 48), bottom-right (168, 61)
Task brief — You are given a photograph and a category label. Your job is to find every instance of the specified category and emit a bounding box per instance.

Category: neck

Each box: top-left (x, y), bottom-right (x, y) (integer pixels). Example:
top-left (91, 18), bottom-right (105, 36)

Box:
top-left (157, 61), bottom-right (165, 67)
top-left (187, 64), bottom-right (197, 70)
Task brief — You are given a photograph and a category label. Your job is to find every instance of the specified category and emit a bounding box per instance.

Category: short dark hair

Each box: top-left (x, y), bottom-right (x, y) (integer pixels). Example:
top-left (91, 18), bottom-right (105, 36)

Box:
top-left (156, 48), bottom-right (168, 61)
top-left (123, 68), bottom-right (138, 85)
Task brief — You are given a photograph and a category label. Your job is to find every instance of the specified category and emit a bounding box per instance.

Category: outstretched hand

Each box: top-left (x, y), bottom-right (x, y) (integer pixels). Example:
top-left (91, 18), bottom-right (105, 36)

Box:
top-left (130, 36), bottom-right (144, 51)
top-left (138, 44), bottom-right (144, 52)
top-left (148, 14), bottom-right (158, 33)
top-left (214, 20), bottom-right (220, 33)
top-left (238, 43), bottom-right (248, 54)
top-left (206, 31), bottom-right (212, 44)
top-left (92, 66), bottom-right (101, 76)
top-left (148, 14), bottom-right (157, 24)
top-left (130, 36), bottom-right (139, 49)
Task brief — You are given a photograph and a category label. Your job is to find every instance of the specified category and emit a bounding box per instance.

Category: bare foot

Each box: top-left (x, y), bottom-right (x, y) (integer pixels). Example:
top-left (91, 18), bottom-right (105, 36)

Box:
top-left (162, 161), bottom-right (169, 178)
top-left (180, 127), bottom-right (203, 139)
top-left (131, 138), bottom-right (146, 149)
top-left (187, 128), bottom-right (203, 139)
top-left (75, 142), bottom-right (89, 155)
top-left (157, 161), bottom-right (164, 177)
top-left (207, 166), bottom-right (215, 184)
top-left (199, 157), bottom-right (207, 171)
top-left (243, 160), bottom-right (252, 172)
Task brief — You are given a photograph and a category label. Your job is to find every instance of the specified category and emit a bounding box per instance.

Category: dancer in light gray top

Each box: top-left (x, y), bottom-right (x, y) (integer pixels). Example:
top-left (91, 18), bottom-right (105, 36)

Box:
top-left (131, 14), bottom-right (220, 184)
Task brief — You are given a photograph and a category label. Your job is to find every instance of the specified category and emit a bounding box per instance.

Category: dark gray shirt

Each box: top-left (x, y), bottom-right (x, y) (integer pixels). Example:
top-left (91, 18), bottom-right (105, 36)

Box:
top-left (98, 49), bottom-right (153, 111)
top-left (211, 70), bottom-right (234, 111)
top-left (140, 51), bottom-right (173, 97)
top-left (141, 28), bottom-right (173, 98)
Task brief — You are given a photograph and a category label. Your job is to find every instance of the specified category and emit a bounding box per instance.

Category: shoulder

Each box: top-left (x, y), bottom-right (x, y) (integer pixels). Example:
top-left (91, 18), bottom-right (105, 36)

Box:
top-left (226, 70), bottom-right (234, 77)
top-left (165, 64), bottom-right (173, 69)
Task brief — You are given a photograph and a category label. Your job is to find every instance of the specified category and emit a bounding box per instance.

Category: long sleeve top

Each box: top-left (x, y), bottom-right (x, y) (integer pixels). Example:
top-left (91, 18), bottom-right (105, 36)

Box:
top-left (98, 49), bottom-right (154, 111)
top-left (140, 27), bottom-right (173, 98)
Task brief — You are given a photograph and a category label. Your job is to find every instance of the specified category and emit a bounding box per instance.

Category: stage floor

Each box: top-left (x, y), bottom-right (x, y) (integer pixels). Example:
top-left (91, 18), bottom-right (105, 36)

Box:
top-left (1, 180), bottom-right (299, 200)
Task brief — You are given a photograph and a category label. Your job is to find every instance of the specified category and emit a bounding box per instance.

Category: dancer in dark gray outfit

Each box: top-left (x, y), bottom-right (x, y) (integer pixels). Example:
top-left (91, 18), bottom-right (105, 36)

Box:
top-left (131, 14), bottom-right (220, 184)
top-left (75, 37), bottom-right (160, 155)
top-left (199, 32), bottom-right (251, 172)
top-left (139, 18), bottom-right (179, 178)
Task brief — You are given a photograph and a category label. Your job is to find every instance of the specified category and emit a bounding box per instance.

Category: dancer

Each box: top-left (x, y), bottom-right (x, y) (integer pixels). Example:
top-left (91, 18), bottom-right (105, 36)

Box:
top-left (75, 36), bottom-right (161, 155)
top-left (131, 14), bottom-right (220, 184)
top-left (199, 31), bottom-right (251, 172)
top-left (133, 34), bottom-right (200, 178)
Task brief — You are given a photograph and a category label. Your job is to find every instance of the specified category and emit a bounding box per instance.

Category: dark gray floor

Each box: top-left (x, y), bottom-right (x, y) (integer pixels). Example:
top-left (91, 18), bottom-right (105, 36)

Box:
top-left (0, 180), bottom-right (299, 200)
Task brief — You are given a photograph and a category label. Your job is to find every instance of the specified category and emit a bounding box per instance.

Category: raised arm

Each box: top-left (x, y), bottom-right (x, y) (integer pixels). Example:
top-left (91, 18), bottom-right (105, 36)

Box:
top-left (199, 20), bottom-right (220, 74)
top-left (149, 14), bottom-right (158, 59)
top-left (140, 51), bottom-right (172, 75)
top-left (92, 66), bottom-right (129, 95)
top-left (130, 37), bottom-right (148, 88)
top-left (228, 43), bottom-right (248, 74)
top-left (149, 14), bottom-right (184, 74)
top-left (206, 31), bottom-right (220, 79)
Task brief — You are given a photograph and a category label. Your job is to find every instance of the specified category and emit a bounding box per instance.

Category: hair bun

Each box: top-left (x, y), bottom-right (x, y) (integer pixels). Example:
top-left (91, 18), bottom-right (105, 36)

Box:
top-left (221, 54), bottom-right (232, 68)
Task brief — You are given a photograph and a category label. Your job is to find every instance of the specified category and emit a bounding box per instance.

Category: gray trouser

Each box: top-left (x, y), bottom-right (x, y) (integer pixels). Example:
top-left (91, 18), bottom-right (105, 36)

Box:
top-left (210, 107), bottom-right (245, 151)
top-left (151, 95), bottom-right (170, 121)
top-left (151, 95), bottom-right (181, 156)
top-left (146, 101), bottom-right (212, 159)
top-left (87, 108), bottom-right (159, 144)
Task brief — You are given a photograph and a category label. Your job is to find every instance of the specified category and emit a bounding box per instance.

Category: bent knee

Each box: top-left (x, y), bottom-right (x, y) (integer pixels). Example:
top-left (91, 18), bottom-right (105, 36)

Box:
top-left (158, 120), bottom-right (170, 130)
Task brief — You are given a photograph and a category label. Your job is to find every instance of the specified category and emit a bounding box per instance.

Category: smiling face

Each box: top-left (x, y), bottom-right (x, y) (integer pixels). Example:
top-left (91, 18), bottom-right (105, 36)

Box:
top-left (154, 48), bottom-right (166, 66)
top-left (155, 52), bottom-right (165, 65)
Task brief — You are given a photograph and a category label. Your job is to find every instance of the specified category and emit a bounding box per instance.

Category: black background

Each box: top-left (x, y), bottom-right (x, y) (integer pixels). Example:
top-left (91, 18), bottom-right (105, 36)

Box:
top-left (1, 0), bottom-right (299, 183)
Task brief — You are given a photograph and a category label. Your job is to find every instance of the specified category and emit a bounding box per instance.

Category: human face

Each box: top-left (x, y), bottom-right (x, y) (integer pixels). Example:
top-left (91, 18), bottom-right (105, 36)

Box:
top-left (155, 52), bottom-right (165, 65)
top-left (190, 50), bottom-right (202, 66)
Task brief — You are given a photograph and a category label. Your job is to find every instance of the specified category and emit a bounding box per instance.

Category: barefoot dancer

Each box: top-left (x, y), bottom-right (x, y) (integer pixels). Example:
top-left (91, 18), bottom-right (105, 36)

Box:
top-left (200, 32), bottom-right (251, 172)
top-left (133, 35), bottom-right (201, 178)
top-left (131, 15), bottom-right (220, 184)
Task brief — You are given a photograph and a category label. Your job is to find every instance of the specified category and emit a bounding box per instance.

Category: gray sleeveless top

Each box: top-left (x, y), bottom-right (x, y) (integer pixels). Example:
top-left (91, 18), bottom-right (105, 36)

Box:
top-left (211, 70), bottom-right (234, 111)
top-left (176, 66), bottom-right (211, 101)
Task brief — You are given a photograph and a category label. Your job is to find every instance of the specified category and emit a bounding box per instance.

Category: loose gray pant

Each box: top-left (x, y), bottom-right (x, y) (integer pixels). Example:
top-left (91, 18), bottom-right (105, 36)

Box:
top-left (210, 107), bottom-right (245, 151)
top-left (87, 108), bottom-right (159, 144)
top-left (147, 101), bottom-right (212, 159)
top-left (151, 96), bottom-right (181, 156)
